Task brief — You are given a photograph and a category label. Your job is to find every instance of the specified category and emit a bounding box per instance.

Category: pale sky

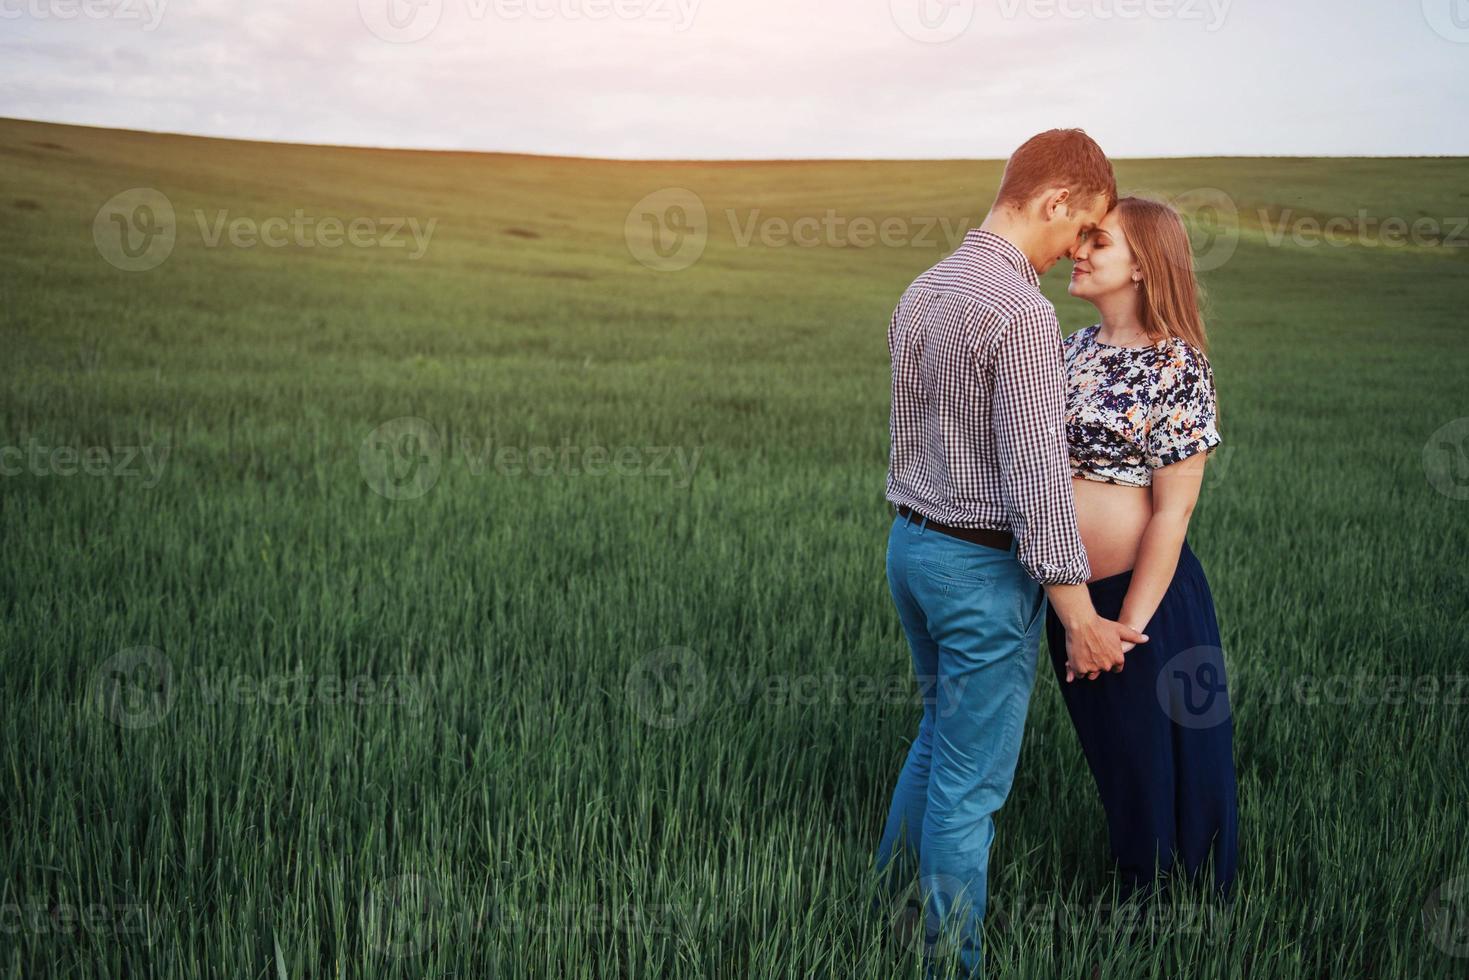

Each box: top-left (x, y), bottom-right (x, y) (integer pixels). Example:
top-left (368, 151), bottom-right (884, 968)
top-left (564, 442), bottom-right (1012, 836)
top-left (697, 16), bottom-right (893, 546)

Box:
top-left (1, 0), bottom-right (1466, 157)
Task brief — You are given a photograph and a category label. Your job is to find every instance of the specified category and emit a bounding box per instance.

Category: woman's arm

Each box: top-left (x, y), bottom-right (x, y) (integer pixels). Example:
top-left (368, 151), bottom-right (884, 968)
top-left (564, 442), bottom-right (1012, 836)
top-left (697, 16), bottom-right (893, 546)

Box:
top-left (1118, 453), bottom-right (1208, 631)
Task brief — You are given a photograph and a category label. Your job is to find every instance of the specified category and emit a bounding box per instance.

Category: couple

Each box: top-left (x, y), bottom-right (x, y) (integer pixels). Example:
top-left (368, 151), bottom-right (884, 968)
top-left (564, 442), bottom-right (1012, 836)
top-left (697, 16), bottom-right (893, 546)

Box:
top-left (873, 129), bottom-right (1238, 976)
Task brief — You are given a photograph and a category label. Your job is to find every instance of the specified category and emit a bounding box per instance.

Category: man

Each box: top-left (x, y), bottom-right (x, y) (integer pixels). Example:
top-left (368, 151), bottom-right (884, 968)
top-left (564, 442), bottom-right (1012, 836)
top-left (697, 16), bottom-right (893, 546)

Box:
top-left (874, 129), bottom-right (1148, 976)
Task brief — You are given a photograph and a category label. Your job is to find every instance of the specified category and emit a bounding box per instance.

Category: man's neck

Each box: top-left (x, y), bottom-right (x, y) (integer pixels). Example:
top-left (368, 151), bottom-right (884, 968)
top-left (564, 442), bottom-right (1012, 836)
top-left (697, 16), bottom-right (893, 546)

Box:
top-left (978, 208), bottom-right (1044, 275)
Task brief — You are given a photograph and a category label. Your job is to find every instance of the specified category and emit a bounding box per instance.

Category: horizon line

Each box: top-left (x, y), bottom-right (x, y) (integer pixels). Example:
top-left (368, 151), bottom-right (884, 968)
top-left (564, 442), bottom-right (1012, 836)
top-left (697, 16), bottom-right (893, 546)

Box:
top-left (5, 115), bottom-right (1466, 163)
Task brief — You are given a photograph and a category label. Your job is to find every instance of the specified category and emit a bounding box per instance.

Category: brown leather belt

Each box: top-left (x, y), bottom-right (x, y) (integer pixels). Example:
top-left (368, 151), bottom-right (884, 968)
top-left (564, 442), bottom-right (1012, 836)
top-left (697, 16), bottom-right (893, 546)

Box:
top-left (895, 506), bottom-right (1015, 553)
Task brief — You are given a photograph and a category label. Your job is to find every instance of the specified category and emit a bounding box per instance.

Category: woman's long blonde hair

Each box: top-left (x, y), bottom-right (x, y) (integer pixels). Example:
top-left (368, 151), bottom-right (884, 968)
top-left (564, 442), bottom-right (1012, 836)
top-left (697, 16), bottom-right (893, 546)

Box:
top-left (1115, 196), bottom-right (1210, 354)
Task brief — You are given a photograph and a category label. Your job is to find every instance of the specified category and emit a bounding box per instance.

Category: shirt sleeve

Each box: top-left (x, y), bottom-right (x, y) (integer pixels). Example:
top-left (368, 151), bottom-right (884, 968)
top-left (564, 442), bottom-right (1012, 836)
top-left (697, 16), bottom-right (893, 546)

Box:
top-left (1145, 341), bottom-right (1222, 469)
top-left (991, 302), bottom-right (1091, 585)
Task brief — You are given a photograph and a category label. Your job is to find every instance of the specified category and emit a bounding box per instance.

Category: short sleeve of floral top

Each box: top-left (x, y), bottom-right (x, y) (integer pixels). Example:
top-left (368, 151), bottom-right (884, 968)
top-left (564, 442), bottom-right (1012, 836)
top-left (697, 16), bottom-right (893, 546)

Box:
top-left (1061, 324), bottom-right (1222, 488)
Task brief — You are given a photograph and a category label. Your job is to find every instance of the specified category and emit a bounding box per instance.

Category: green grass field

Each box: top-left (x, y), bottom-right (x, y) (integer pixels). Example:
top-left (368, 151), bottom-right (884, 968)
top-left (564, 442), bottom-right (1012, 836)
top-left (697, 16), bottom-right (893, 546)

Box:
top-left (2, 116), bottom-right (1467, 978)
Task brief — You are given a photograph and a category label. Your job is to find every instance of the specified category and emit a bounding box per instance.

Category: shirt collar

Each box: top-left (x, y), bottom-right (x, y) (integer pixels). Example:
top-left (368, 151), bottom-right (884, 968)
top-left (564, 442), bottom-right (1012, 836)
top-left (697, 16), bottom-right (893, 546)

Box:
top-left (962, 228), bottom-right (1040, 287)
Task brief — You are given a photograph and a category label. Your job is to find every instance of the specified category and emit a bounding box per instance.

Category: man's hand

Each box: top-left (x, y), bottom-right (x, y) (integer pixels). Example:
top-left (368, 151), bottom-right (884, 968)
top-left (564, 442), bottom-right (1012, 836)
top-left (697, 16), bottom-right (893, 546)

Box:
top-left (1064, 616), bottom-right (1149, 682)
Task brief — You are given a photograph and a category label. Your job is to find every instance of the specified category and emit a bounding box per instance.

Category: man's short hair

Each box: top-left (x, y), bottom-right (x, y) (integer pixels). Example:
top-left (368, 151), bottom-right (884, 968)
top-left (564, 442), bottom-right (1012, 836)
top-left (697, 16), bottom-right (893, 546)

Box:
top-left (994, 129), bottom-right (1118, 213)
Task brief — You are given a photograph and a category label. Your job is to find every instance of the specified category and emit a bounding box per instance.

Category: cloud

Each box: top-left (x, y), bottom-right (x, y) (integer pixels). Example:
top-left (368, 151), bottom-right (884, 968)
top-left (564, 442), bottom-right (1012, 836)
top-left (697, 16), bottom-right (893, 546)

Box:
top-left (0, 0), bottom-right (1464, 156)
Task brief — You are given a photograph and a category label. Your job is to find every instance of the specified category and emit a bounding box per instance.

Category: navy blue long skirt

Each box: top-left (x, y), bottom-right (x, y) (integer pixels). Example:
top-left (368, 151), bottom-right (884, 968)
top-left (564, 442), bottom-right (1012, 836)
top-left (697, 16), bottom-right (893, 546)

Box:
top-left (1043, 539), bottom-right (1238, 898)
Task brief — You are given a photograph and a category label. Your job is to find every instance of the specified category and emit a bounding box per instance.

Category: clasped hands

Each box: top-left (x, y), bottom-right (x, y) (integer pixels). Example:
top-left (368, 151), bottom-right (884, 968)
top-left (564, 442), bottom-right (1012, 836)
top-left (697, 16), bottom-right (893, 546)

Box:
top-left (1064, 617), bottom-right (1148, 683)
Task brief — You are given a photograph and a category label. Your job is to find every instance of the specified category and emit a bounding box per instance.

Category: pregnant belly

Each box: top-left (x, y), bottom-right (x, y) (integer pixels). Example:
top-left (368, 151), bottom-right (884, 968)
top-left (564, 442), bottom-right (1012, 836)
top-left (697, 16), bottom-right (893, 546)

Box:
top-left (1071, 476), bottom-right (1153, 581)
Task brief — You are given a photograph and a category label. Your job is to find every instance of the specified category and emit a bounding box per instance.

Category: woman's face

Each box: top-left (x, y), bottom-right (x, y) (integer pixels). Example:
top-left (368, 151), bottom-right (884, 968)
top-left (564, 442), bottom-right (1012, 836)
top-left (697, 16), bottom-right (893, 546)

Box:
top-left (1068, 208), bottom-right (1139, 303)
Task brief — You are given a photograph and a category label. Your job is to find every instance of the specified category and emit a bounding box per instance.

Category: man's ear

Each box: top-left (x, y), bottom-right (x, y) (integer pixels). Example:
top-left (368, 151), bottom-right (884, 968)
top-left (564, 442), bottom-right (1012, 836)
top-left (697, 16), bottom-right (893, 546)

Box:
top-left (1039, 187), bottom-right (1071, 221)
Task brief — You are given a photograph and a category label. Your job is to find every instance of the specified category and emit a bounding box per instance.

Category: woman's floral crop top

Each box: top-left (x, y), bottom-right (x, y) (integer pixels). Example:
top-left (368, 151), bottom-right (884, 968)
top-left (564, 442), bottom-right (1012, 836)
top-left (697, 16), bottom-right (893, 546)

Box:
top-left (1061, 323), bottom-right (1222, 488)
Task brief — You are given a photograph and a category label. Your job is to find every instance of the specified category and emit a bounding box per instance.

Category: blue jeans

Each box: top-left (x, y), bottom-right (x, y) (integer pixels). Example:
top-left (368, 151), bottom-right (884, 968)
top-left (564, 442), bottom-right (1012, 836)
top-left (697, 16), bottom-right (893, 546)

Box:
top-left (874, 511), bottom-right (1047, 978)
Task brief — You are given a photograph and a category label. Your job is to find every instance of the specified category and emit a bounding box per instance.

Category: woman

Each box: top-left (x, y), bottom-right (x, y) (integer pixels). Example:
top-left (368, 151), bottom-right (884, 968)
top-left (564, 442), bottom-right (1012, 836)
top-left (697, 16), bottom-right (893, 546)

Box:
top-left (1047, 196), bottom-right (1238, 899)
